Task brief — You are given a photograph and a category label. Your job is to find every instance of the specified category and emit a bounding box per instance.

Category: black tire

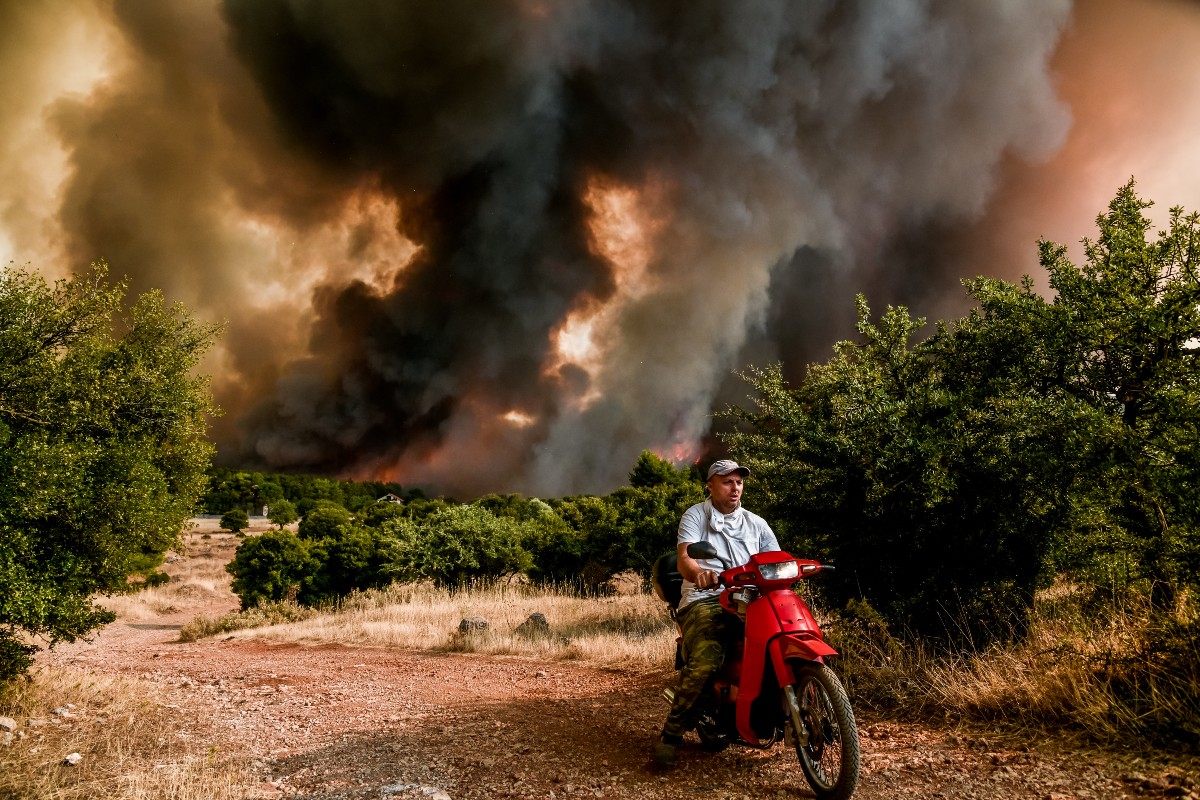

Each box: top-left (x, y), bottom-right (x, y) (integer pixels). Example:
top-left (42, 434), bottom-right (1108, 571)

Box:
top-left (783, 661), bottom-right (860, 800)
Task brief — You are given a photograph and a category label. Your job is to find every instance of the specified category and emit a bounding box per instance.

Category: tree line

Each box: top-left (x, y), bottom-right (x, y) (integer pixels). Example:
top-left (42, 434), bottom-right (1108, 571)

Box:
top-left (221, 452), bottom-right (702, 608)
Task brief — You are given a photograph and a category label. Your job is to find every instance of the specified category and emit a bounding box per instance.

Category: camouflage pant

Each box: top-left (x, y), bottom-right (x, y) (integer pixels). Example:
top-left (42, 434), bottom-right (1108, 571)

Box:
top-left (662, 597), bottom-right (740, 739)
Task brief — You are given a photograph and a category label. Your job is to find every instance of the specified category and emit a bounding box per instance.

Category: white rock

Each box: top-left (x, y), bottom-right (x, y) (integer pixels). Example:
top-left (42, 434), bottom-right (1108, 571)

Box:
top-left (63, 752), bottom-right (83, 766)
top-left (0, 717), bottom-right (16, 732)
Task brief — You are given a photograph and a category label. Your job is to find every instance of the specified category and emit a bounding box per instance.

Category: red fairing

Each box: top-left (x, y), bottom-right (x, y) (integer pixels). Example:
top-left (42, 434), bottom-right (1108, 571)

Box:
top-left (720, 552), bottom-right (837, 744)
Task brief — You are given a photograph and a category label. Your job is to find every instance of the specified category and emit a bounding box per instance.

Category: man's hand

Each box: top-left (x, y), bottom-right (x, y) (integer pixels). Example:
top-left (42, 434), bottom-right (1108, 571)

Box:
top-left (677, 543), bottom-right (721, 590)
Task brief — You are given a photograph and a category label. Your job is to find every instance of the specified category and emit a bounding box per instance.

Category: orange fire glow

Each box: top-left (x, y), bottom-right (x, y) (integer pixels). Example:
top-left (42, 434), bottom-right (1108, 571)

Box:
top-left (546, 173), bottom-right (670, 403)
top-left (654, 440), bottom-right (704, 467)
top-left (240, 183), bottom-right (417, 310)
top-left (502, 409), bottom-right (536, 427)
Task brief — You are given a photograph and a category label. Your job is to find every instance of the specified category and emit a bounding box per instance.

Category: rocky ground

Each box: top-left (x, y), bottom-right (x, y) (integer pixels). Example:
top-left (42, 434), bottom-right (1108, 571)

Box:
top-left (41, 526), bottom-right (1199, 800)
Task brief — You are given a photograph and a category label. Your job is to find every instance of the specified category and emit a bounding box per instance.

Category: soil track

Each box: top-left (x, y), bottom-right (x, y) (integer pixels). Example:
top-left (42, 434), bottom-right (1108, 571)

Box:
top-left (44, 525), bottom-right (1197, 800)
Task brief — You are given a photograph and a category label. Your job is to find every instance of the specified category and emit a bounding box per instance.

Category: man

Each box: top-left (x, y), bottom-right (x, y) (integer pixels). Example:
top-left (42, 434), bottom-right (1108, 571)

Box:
top-left (655, 459), bottom-right (780, 767)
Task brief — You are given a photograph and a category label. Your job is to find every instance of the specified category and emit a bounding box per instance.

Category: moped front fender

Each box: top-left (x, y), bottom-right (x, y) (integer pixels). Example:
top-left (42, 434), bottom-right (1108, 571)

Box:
top-left (768, 633), bottom-right (839, 686)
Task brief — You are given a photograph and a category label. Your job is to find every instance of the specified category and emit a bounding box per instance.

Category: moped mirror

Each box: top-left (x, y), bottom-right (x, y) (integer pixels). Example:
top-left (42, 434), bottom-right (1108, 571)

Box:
top-left (686, 541), bottom-right (719, 560)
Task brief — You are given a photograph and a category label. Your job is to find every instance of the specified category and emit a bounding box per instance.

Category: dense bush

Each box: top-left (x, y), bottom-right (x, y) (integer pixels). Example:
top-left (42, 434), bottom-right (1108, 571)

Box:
top-left (381, 505), bottom-right (534, 588)
top-left (307, 526), bottom-right (393, 600)
top-left (297, 502), bottom-right (352, 540)
top-left (202, 467), bottom-right (408, 515)
top-left (226, 530), bottom-right (318, 609)
top-left (220, 509), bottom-right (250, 533)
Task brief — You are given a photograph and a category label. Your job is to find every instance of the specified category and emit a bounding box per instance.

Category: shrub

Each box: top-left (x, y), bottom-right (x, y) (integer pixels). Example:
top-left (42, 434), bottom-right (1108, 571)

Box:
top-left (268, 499), bottom-right (299, 529)
top-left (382, 505), bottom-right (533, 588)
top-left (307, 525), bottom-right (393, 601)
top-left (226, 530), bottom-right (318, 610)
top-left (220, 508), bottom-right (250, 533)
top-left (297, 502), bottom-right (351, 540)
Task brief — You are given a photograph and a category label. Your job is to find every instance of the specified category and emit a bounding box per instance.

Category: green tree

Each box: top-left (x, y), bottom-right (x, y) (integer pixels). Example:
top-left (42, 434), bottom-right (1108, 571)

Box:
top-left (549, 494), bottom-right (622, 589)
top-left (601, 482), bottom-right (703, 577)
top-left (381, 505), bottom-right (533, 588)
top-left (306, 525), bottom-right (392, 601)
top-left (0, 263), bottom-right (218, 678)
top-left (359, 500), bottom-right (406, 528)
top-left (628, 450), bottom-right (697, 488)
top-left (220, 508), bottom-right (250, 534)
top-left (226, 530), bottom-right (319, 609)
top-left (1033, 182), bottom-right (1200, 600)
top-left (520, 501), bottom-right (588, 586)
top-left (297, 501), bottom-right (352, 540)
top-left (268, 499), bottom-right (299, 529)
top-left (256, 481), bottom-right (285, 509)
top-left (202, 469), bottom-right (256, 514)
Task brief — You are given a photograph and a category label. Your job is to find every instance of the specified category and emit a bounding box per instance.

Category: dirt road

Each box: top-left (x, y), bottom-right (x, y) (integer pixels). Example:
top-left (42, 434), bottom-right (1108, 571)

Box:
top-left (44, 532), bottom-right (1196, 800)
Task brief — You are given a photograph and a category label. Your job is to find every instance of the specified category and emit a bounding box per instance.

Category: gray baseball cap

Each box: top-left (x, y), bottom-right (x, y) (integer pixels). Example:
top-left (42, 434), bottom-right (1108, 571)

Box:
top-left (706, 459), bottom-right (750, 480)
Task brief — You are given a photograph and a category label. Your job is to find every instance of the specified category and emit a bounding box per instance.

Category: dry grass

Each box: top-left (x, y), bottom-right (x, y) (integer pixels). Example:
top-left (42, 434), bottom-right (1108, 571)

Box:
top-left (830, 579), bottom-right (1200, 748)
top-left (98, 531), bottom-right (242, 622)
top-left (0, 666), bottom-right (258, 800)
top-left (179, 601), bottom-right (320, 642)
top-left (216, 581), bottom-right (679, 671)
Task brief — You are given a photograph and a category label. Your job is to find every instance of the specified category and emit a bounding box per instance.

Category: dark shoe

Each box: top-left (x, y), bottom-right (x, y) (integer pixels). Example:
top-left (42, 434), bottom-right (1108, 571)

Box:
top-left (653, 734), bottom-right (681, 768)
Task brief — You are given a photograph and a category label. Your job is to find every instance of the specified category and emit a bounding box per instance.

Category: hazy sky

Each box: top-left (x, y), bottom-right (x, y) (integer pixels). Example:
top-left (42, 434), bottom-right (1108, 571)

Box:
top-left (2, 0), bottom-right (1198, 497)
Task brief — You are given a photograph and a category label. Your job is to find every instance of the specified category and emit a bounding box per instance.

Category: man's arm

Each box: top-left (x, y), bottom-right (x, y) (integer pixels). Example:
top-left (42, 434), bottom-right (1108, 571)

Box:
top-left (677, 542), bottom-right (720, 590)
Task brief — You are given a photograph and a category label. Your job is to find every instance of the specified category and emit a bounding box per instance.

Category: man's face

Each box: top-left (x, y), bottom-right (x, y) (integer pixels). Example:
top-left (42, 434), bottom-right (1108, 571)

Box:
top-left (707, 472), bottom-right (744, 513)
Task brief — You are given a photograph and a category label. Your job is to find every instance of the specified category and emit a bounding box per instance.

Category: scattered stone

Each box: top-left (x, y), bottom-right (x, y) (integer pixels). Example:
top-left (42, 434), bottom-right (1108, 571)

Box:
top-left (62, 752), bottom-right (83, 766)
top-left (516, 612), bottom-right (550, 638)
top-left (0, 717), bottom-right (15, 732)
top-left (2, 732), bottom-right (13, 746)
top-left (459, 616), bottom-right (489, 634)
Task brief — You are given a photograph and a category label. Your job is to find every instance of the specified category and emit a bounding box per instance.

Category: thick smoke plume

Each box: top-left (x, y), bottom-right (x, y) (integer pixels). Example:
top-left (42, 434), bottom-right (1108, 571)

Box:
top-left (1, 0), bottom-right (1085, 496)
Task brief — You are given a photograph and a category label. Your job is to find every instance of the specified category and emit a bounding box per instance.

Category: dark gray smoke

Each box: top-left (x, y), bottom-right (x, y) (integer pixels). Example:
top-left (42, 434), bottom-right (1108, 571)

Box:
top-left (1, 0), bottom-right (1076, 496)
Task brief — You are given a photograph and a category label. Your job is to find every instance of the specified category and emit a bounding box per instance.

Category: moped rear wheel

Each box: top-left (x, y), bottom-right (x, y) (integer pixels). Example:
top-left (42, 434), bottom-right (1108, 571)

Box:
top-left (783, 661), bottom-right (860, 800)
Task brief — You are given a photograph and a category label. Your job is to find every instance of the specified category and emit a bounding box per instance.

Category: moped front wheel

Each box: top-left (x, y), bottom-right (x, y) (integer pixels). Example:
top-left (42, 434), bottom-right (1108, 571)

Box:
top-left (783, 661), bottom-right (860, 800)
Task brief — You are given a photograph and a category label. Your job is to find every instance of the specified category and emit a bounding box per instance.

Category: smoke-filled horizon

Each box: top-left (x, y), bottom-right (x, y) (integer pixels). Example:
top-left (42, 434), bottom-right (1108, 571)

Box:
top-left (4, 0), bottom-right (1200, 498)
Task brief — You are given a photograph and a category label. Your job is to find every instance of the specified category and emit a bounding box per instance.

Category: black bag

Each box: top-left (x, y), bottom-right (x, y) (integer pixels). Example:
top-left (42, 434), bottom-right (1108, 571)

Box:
top-left (651, 551), bottom-right (682, 609)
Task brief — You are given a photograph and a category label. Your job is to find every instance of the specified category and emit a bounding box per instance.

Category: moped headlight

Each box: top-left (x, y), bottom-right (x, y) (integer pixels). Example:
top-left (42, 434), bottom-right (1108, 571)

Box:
top-left (759, 560), bottom-right (799, 581)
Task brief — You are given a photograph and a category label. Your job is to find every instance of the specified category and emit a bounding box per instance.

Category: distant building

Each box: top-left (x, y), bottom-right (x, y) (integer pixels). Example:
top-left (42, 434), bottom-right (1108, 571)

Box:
top-left (376, 493), bottom-right (404, 504)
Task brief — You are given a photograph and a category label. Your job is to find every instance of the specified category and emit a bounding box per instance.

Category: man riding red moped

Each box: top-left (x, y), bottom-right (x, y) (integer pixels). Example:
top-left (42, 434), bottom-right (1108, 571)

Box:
top-left (651, 461), bottom-right (860, 800)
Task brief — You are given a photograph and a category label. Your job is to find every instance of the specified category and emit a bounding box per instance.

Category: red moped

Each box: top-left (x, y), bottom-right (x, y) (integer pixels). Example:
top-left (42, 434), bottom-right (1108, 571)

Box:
top-left (652, 541), bottom-right (860, 800)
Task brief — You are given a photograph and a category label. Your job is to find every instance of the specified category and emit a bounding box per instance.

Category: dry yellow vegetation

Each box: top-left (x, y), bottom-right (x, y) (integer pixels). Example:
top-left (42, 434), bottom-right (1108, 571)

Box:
top-left (0, 666), bottom-right (256, 800)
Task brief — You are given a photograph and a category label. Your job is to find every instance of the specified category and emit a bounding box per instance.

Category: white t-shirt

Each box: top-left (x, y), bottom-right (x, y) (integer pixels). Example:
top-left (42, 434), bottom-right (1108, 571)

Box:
top-left (676, 499), bottom-right (780, 610)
